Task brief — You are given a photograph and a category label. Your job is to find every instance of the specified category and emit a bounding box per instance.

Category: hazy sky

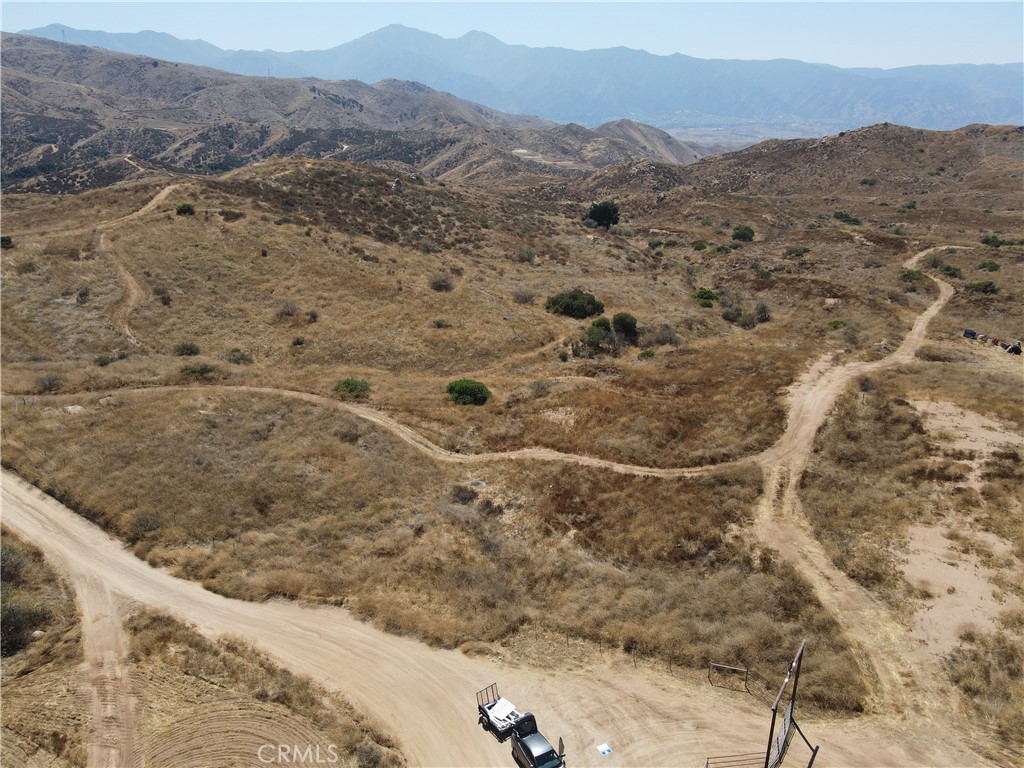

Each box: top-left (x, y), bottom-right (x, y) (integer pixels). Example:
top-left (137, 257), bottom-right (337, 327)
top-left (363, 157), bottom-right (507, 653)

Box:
top-left (3, 2), bottom-right (1022, 69)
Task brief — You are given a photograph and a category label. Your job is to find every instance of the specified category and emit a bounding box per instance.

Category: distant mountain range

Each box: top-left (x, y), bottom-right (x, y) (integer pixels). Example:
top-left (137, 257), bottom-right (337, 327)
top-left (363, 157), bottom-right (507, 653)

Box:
top-left (19, 24), bottom-right (1024, 134)
top-left (0, 33), bottom-right (698, 192)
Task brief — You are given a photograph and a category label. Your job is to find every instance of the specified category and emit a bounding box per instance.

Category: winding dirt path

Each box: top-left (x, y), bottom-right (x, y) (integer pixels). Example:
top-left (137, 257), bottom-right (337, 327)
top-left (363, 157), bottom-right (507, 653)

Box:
top-left (3, 243), bottom-right (985, 766)
top-left (94, 184), bottom-right (179, 350)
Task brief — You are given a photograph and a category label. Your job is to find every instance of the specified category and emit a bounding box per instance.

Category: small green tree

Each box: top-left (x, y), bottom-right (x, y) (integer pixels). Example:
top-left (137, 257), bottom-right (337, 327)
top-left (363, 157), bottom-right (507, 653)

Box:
top-left (584, 201), bottom-right (619, 229)
top-left (446, 379), bottom-right (491, 405)
top-left (176, 203), bottom-right (196, 216)
top-left (612, 312), bottom-right (638, 342)
top-left (732, 225), bottom-right (755, 242)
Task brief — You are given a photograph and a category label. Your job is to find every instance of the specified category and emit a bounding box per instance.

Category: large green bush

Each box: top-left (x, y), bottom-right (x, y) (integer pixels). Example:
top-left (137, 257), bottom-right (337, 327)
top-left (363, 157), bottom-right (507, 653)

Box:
top-left (545, 289), bottom-right (604, 319)
top-left (446, 379), bottom-right (491, 405)
top-left (731, 225), bottom-right (755, 242)
top-left (584, 201), bottom-right (619, 229)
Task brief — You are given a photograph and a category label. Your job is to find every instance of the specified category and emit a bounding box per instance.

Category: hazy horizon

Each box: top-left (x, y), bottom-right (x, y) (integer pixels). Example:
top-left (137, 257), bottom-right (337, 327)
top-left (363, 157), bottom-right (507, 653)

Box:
top-left (3, 2), bottom-right (1023, 70)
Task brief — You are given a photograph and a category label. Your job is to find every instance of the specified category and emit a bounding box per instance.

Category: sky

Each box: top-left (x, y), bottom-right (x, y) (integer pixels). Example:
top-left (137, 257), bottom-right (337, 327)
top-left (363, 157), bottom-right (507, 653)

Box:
top-left (2, 1), bottom-right (1022, 69)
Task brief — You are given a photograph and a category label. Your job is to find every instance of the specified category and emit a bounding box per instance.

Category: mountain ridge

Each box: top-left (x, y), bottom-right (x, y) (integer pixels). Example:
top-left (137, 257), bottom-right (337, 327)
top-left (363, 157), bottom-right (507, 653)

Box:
top-left (0, 32), bottom-right (699, 192)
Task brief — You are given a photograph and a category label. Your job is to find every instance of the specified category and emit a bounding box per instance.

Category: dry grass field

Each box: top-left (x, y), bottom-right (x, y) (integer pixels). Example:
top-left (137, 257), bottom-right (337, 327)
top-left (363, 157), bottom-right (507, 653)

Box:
top-left (2, 123), bottom-right (1022, 762)
top-left (1, 528), bottom-right (86, 767)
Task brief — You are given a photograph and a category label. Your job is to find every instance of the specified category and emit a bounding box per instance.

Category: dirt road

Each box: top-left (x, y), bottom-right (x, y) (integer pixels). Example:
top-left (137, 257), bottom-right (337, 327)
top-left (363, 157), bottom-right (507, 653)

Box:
top-left (1, 471), bottom-right (991, 768)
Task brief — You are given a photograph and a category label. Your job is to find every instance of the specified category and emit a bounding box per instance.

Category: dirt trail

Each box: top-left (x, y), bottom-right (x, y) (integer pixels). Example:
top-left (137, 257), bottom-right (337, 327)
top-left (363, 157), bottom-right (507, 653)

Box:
top-left (751, 248), bottom-right (961, 721)
top-left (1, 470), bottom-right (991, 768)
top-left (94, 184), bottom-right (178, 351)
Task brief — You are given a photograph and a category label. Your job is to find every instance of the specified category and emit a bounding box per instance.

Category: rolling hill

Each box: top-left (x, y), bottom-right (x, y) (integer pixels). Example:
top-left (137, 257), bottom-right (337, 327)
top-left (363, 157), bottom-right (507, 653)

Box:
top-left (1, 33), bottom-right (699, 192)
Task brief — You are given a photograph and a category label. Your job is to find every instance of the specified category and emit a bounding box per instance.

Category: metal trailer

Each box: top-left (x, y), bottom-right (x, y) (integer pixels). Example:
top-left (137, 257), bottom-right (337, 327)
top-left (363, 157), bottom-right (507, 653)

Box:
top-left (475, 683), bottom-right (566, 767)
top-left (477, 683), bottom-right (536, 743)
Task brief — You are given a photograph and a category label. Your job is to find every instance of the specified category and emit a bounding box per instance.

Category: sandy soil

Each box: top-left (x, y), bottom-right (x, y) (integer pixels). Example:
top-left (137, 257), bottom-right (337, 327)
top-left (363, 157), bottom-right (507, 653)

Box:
top-left (899, 399), bottom-right (1024, 661)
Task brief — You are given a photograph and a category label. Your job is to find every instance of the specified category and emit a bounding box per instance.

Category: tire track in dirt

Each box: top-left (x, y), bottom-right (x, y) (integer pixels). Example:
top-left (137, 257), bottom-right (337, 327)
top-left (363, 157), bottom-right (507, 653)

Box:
top-left (95, 184), bottom-right (179, 351)
top-left (751, 247), bottom-right (959, 722)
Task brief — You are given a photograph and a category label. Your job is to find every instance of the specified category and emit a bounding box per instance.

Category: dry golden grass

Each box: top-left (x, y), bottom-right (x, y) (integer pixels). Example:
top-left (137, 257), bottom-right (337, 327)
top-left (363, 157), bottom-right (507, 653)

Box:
top-left (125, 608), bottom-right (405, 768)
top-left (799, 379), bottom-right (938, 604)
top-left (1, 391), bottom-right (868, 711)
top-left (3, 150), bottom-right (1020, 723)
top-left (0, 527), bottom-right (86, 767)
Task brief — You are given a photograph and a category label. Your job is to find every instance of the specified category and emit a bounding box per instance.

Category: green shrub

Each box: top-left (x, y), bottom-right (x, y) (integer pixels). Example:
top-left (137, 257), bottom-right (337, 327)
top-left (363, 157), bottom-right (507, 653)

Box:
top-left (939, 263), bottom-right (962, 279)
top-left (94, 354), bottom-right (116, 367)
top-left (584, 201), bottom-right (619, 229)
top-left (637, 349), bottom-right (656, 360)
top-left (691, 288), bottom-right (719, 304)
top-left (174, 342), bottom-right (200, 356)
top-left (586, 323), bottom-right (611, 350)
top-left (432, 319), bottom-right (451, 328)
top-left (176, 203), bottom-right (196, 216)
top-left (692, 241), bottom-right (707, 251)
top-left (833, 211), bottom-right (862, 225)
top-left (612, 312), bottom-right (638, 341)
top-left (828, 320), bottom-right (847, 330)
top-left (545, 289), bottom-right (604, 319)
top-left (335, 378), bottom-right (371, 399)
top-left (446, 379), bottom-right (491, 405)
top-left (860, 178), bottom-right (878, 186)
top-left (784, 246), bottom-right (810, 258)
top-left (0, 235), bottom-right (13, 249)
top-left (900, 270), bottom-right (924, 282)
top-left (964, 281), bottom-right (999, 294)
top-left (980, 234), bottom-right (1024, 248)
top-left (226, 348), bottom-right (253, 364)
top-left (591, 316), bottom-right (611, 332)
top-left (902, 201), bottom-right (917, 210)
top-left (978, 260), bottom-right (1001, 272)
top-left (731, 225), bottom-right (755, 242)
